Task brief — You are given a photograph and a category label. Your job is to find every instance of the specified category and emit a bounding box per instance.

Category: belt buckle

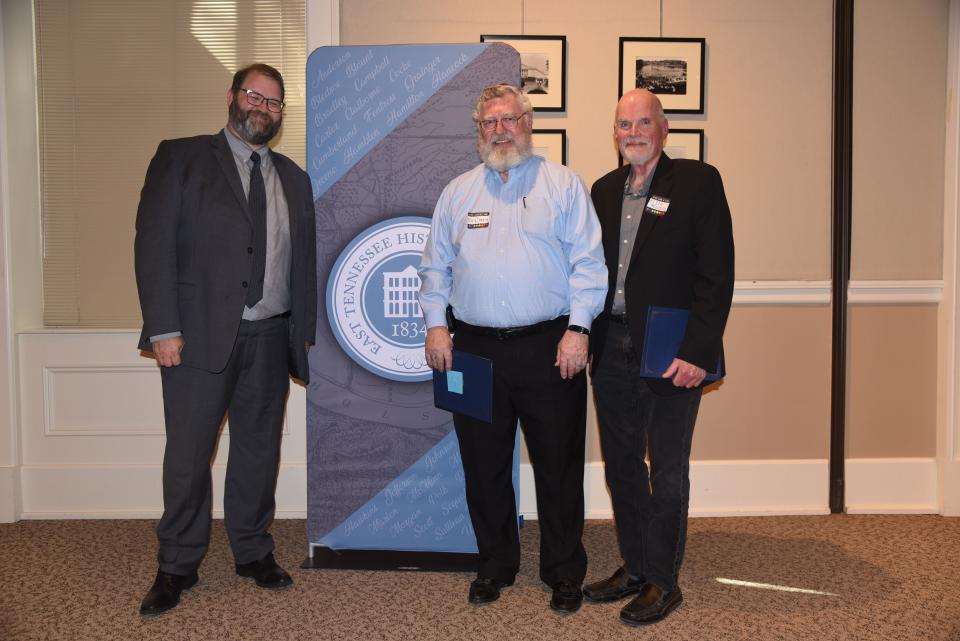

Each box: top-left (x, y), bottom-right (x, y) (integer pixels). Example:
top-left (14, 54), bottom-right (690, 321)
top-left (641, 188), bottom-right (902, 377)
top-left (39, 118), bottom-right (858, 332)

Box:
top-left (495, 327), bottom-right (515, 340)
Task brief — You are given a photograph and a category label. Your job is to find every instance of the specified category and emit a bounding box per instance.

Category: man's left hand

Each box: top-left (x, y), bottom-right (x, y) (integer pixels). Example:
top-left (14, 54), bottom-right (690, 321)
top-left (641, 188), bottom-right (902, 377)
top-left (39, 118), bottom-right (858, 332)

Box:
top-left (555, 330), bottom-right (589, 379)
top-left (663, 358), bottom-right (706, 388)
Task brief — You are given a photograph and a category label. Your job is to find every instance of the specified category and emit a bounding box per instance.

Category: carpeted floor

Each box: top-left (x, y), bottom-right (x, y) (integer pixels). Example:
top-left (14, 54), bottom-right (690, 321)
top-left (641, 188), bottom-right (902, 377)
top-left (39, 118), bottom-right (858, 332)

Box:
top-left (1, 515), bottom-right (959, 640)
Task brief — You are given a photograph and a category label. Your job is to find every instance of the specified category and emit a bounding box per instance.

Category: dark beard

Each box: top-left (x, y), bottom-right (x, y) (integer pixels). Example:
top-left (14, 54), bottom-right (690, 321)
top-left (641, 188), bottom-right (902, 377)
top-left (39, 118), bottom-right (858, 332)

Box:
top-left (229, 100), bottom-right (282, 145)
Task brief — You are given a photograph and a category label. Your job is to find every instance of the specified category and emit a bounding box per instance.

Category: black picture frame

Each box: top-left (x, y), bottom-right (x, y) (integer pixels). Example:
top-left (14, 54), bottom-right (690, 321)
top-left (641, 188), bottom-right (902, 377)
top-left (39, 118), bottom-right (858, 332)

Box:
top-left (664, 128), bottom-right (704, 161)
top-left (532, 129), bottom-right (567, 165)
top-left (619, 37), bottom-right (705, 114)
top-left (480, 34), bottom-right (567, 112)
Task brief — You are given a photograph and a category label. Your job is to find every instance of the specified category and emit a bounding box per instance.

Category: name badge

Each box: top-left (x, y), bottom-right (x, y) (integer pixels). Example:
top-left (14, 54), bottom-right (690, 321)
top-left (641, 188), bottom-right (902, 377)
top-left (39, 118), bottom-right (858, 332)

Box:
top-left (467, 211), bottom-right (491, 229)
top-left (645, 196), bottom-right (670, 217)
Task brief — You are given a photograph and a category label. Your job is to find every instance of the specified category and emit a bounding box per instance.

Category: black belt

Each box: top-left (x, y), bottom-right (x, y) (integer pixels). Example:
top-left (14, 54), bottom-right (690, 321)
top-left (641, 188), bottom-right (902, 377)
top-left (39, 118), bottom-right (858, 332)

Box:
top-left (456, 316), bottom-right (567, 341)
top-left (608, 313), bottom-right (629, 326)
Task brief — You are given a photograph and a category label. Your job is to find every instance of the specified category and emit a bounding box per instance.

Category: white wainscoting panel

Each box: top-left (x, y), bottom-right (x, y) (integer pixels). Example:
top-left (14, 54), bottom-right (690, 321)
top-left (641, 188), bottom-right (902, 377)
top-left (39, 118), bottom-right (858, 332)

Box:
top-left (44, 365), bottom-right (164, 436)
top-left (19, 462), bottom-right (308, 519)
top-left (845, 458), bottom-right (938, 514)
top-left (0, 465), bottom-right (18, 522)
top-left (521, 460), bottom-right (831, 520)
top-left (17, 456), bottom-right (939, 520)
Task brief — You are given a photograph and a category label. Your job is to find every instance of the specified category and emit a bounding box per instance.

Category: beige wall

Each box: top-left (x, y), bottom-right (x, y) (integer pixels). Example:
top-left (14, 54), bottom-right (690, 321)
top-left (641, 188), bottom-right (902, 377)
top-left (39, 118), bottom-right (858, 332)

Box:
top-left (694, 306), bottom-right (832, 460)
top-left (852, 0), bottom-right (948, 280)
top-left (847, 305), bottom-right (939, 457)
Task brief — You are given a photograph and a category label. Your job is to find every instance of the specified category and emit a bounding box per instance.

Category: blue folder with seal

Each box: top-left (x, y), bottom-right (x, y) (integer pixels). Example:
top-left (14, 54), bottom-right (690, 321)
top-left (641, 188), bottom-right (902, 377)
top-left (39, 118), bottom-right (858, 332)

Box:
top-left (432, 350), bottom-right (494, 423)
top-left (640, 306), bottom-right (724, 382)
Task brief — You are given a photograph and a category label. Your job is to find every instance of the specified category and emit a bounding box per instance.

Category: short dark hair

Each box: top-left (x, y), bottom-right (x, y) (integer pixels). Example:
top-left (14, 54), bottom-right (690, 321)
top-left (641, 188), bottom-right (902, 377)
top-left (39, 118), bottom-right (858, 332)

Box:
top-left (230, 63), bottom-right (285, 101)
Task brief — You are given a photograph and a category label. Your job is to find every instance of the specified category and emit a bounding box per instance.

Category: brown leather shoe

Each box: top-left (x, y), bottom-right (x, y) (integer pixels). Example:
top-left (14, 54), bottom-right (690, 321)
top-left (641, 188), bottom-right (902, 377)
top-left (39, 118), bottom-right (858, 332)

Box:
top-left (583, 567), bottom-right (644, 603)
top-left (235, 552), bottom-right (293, 590)
top-left (619, 583), bottom-right (682, 625)
top-left (139, 569), bottom-right (199, 616)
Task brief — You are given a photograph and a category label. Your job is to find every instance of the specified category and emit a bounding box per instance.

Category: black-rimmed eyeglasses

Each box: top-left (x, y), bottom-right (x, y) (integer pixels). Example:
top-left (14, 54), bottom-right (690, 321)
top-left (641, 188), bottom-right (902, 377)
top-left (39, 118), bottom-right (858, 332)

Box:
top-left (239, 88), bottom-right (284, 113)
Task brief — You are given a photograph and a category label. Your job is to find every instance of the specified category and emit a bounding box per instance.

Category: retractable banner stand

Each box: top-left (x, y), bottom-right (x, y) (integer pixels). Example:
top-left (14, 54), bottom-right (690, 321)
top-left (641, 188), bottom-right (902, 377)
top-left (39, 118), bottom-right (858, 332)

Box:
top-left (305, 44), bottom-right (520, 568)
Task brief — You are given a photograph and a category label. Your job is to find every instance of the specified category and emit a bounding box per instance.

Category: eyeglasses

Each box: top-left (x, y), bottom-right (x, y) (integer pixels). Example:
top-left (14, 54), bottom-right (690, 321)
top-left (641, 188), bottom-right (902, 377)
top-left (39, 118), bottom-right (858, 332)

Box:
top-left (478, 113), bottom-right (528, 132)
top-left (616, 118), bottom-right (657, 131)
top-left (238, 88), bottom-right (284, 113)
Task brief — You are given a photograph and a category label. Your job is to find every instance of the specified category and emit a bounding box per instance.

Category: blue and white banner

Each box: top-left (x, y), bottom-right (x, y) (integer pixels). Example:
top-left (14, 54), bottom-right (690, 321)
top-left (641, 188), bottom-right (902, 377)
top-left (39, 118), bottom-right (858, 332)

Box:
top-left (306, 44), bottom-right (520, 554)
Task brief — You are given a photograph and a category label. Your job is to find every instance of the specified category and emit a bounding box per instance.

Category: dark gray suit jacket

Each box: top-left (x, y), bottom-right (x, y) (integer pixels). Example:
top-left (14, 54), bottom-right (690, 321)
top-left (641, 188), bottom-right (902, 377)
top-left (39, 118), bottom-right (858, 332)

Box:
top-left (134, 131), bottom-right (317, 381)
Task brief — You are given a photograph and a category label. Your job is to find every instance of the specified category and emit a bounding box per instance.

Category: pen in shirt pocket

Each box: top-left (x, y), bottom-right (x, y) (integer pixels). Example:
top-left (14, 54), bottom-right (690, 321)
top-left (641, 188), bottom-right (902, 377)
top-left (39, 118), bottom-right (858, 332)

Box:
top-left (523, 196), bottom-right (527, 208)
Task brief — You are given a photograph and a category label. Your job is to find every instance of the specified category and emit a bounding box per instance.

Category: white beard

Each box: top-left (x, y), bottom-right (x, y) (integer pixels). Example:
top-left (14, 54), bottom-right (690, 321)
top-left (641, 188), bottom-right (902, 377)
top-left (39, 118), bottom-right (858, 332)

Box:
top-left (479, 133), bottom-right (533, 172)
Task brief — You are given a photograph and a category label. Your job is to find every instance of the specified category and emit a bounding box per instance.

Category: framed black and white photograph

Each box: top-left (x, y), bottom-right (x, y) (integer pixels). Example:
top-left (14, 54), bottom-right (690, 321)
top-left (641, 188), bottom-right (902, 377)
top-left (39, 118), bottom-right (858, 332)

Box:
top-left (532, 129), bottom-right (567, 165)
top-left (619, 37), bottom-right (705, 114)
top-left (664, 128), bottom-right (703, 161)
top-left (480, 34), bottom-right (566, 111)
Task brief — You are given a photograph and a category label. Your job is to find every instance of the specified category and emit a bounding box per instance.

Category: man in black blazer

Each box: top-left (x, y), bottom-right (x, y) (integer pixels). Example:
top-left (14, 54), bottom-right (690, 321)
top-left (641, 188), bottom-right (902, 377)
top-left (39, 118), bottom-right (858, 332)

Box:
top-left (134, 63), bottom-right (317, 615)
top-left (583, 89), bottom-right (734, 625)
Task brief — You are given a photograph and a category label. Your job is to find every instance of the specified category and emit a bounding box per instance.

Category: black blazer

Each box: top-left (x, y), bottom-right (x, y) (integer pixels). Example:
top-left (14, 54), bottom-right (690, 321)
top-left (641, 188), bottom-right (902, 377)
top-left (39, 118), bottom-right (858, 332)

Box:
top-left (134, 131), bottom-right (317, 381)
top-left (589, 154), bottom-right (734, 394)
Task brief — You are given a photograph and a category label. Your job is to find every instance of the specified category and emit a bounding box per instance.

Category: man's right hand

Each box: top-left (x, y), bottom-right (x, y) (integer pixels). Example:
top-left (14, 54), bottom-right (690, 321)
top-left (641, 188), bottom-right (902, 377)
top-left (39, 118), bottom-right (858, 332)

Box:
top-left (152, 336), bottom-right (185, 367)
top-left (424, 327), bottom-right (453, 372)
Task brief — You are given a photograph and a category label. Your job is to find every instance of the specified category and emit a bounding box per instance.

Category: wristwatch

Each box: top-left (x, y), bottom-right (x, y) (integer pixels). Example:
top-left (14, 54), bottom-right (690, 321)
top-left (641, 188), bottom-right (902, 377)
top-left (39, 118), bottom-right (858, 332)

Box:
top-left (567, 325), bottom-right (590, 335)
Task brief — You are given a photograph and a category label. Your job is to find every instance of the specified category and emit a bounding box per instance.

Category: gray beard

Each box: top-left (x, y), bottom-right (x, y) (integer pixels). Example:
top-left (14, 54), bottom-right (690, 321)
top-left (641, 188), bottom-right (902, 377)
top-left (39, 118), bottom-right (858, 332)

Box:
top-left (229, 101), bottom-right (282, 146)
top-left (479, 134), bottom-right (533, 172)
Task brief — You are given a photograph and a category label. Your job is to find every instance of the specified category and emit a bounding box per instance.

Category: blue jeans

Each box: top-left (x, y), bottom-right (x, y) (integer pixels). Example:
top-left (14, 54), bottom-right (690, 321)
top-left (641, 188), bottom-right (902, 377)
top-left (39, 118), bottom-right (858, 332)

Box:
top-left (591, 321), bottom-right (701, 591)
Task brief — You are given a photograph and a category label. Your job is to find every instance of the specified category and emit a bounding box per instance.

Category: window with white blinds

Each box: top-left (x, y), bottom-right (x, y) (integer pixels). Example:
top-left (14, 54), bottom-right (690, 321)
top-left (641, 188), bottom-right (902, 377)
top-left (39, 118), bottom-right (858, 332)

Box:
top-left (35, 0), bottom-right (306, 327)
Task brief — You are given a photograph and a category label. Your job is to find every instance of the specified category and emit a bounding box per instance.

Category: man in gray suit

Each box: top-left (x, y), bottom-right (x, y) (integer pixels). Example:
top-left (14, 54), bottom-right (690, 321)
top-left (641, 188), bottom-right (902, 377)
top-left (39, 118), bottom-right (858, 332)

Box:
top-left (134, 63), bottom-right (317, 615)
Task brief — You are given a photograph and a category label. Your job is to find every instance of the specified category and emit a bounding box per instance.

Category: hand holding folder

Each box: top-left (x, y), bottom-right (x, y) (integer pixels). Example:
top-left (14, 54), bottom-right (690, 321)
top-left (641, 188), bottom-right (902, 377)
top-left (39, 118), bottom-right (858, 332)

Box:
top-left (639, 306), bottom-right (723, 382)
top-left (432, 350), bottom-right (494, 423)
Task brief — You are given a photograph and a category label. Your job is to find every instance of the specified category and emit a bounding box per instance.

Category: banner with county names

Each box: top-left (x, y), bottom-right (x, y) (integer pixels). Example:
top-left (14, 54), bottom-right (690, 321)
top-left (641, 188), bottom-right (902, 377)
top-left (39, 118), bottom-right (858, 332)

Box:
top-left (306, 44), bottom-right (520, 554)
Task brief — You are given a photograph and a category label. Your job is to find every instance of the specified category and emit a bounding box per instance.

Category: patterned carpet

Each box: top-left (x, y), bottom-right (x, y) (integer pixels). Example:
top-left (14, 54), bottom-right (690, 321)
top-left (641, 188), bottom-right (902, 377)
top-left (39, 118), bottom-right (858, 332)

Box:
top-left (1, 515), bottom-right (959, 641)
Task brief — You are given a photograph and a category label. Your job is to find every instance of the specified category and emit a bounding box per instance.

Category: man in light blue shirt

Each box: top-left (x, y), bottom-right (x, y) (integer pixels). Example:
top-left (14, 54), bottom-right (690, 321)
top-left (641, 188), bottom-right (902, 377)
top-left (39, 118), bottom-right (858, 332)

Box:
top-left (419, 83), bottom-right (607, 614)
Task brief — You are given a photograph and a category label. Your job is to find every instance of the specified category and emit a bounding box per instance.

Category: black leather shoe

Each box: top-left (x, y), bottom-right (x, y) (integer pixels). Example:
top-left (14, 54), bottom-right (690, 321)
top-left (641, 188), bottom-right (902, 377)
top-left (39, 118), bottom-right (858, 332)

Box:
top-left (235, 552), bottom-right (293, 590)
top-left (619, 583), bottom-right (683, 626)
top-left (583, 567), bottom-right (645, 603)
top-left (468, 576), bottom-right (514, 605)
top-left (139, 569), bottom-right (199, 616)
top-left (550, 580), bottom-right (583, 614)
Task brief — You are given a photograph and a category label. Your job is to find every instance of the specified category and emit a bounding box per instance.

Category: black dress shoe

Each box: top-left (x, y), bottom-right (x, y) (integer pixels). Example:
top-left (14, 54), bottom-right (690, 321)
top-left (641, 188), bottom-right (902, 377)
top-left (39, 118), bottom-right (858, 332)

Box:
top-left (468, 576), bottom-right (514, 605)
top-left (619, 583), bottom-right (683, 626)
top-left (549, 580), bottom-right (583, 614)
top-left (139, 569), bottom-right (199, 616)
top-left (583, 567), bottom-right (645, 603)
top-left (235, 552), bottom-right (293, 590)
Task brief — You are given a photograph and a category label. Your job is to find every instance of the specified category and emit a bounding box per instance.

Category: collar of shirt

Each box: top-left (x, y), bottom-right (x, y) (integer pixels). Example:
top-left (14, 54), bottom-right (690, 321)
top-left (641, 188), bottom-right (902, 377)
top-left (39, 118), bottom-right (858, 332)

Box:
top-left (222, 126), bottom-right (272, 170)
top-left (623, 159), bottom-right (659, 200)
top-left (482, 154), bottom-right (539, 188)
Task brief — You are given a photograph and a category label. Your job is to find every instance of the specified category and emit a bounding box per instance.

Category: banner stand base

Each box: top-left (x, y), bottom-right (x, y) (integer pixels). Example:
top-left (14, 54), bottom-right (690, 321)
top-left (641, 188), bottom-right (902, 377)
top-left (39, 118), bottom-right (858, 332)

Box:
top-left (302, 545), bottom-right (478, 572)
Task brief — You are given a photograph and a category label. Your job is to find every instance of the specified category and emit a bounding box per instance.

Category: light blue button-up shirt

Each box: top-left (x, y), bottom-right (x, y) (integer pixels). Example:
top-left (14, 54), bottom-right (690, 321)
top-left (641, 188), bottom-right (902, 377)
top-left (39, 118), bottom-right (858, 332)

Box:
top-left (418, 155), bottom-right (607, 330)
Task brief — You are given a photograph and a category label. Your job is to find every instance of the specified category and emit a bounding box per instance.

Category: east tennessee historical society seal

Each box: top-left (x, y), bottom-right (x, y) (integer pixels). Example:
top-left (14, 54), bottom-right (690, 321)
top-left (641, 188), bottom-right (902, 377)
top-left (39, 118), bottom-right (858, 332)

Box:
top-left (326, 216), bottom-right (433, 382)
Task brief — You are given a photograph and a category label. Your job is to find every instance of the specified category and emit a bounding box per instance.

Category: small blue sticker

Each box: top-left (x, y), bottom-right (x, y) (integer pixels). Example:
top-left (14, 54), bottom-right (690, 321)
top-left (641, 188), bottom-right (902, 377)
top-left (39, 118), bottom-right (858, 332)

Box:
top-left (447, 370), bottom-right (464, 394)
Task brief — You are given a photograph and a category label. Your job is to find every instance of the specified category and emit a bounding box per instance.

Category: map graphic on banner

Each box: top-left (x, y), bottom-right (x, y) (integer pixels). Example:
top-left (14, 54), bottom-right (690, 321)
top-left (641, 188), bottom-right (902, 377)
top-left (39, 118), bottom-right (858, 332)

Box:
top-left (306, 44), bottom-right (520, 553)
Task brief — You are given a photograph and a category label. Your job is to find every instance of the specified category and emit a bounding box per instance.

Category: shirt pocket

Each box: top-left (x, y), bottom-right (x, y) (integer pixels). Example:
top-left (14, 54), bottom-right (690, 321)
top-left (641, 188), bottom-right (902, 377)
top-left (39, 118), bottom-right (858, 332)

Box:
top-left (519, 196), bottom-right (557, 238)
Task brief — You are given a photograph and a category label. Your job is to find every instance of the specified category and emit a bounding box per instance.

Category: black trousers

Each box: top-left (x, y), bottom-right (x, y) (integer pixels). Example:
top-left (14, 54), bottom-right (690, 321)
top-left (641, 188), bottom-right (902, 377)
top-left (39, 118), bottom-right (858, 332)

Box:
top-left (452, 318), bottom-right (587, 587)
top-left (156, 316), bottom-right (290, 575)
top-left (591, 321), bottom-right (701, 591)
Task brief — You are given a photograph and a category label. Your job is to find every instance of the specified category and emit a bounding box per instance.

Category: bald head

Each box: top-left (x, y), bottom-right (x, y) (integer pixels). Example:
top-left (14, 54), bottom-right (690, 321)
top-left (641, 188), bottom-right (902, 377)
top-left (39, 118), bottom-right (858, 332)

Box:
top-left (614, 89), bottom-right (669, 170)
top-left (616, 89), bottom-right (666, 123)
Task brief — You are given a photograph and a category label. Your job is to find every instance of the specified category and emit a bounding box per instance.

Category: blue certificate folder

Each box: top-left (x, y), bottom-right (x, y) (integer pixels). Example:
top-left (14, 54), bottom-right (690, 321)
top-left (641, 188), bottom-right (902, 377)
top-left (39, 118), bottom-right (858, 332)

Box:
top-left (433, 351), bottom-right (494, 423)
top-left (640, 306), bottom-right (724, 381)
